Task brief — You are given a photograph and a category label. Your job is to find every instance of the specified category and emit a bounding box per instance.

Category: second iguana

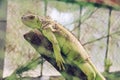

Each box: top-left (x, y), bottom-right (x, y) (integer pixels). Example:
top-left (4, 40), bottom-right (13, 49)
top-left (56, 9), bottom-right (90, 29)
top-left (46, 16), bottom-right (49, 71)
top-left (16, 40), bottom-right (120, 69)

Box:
top-left (21, 14), bottom-right (105, 80)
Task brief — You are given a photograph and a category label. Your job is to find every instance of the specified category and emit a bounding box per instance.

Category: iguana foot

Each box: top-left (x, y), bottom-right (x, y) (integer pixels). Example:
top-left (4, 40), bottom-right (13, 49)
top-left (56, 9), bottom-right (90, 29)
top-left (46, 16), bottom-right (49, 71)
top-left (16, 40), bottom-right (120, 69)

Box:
top-left (56, 56), bottom-right (65, 70)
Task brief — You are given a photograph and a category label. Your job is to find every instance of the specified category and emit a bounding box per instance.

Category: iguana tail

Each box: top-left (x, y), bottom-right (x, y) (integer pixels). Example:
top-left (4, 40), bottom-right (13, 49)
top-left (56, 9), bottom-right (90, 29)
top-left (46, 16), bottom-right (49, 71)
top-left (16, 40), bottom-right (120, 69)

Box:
top-left (88, 59), bottom-right (106, 80)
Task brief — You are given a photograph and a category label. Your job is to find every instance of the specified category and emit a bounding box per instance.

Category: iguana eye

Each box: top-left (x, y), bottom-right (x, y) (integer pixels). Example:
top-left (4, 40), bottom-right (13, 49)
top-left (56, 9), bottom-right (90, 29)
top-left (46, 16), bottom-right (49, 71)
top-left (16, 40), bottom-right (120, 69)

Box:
top-left (29, 15), bottom-right (35, 20)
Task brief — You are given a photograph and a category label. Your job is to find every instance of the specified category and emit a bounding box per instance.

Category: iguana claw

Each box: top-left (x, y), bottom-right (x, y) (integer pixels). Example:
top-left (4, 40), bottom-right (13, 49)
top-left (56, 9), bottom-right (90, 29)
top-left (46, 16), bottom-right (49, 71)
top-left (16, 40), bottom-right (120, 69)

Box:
top-left (56, 56), bottom-right (65, 70)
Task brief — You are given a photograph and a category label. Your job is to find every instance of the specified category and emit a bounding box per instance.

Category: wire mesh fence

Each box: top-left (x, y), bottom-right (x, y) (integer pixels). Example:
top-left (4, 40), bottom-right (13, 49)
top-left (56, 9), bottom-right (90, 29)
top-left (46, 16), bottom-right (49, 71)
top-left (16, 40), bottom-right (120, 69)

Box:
top-left (3, 0), bottom-right (120, 79)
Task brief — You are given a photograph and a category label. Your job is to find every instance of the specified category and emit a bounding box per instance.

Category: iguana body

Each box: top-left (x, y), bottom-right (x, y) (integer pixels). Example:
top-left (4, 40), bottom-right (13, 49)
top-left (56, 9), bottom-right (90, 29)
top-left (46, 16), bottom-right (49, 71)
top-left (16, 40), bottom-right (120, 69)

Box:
top-left (21, 14), bottom-right (105, 80)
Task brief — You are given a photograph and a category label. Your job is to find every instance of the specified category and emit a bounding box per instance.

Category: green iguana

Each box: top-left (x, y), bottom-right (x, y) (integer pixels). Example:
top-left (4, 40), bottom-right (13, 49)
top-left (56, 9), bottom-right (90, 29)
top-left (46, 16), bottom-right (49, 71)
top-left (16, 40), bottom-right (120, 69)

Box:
top-left (21, 14), bottom-right (105, 80)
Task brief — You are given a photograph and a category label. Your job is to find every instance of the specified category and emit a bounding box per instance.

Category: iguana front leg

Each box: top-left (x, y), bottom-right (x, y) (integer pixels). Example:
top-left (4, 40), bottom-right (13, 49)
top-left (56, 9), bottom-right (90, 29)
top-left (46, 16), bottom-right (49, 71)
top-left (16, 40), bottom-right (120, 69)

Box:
top-left (42, 25), bottom-right (65, 70)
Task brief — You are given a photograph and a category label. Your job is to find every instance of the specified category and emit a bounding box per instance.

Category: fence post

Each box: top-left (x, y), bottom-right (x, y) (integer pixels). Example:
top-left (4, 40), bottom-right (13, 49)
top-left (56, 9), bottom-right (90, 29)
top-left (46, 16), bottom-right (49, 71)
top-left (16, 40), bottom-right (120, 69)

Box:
top-left (0, 0), bottom-right (7, 79)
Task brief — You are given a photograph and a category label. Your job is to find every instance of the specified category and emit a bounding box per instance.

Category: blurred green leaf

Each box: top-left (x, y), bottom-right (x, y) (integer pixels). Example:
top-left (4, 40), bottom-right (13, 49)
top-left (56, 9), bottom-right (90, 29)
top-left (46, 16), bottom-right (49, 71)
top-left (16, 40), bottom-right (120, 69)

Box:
top-left (57, 0), bottom-right (120, 10)
top-left (48, 0), bottom-right (79, 12)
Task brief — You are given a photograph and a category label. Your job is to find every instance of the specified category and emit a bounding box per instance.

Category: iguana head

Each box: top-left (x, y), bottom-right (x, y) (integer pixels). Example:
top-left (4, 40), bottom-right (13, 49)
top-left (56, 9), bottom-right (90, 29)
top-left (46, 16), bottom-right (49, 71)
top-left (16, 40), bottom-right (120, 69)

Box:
top-left (22, 14), bottom-right (52, 30)
top-left (21, 14), bottom-right (42, 29)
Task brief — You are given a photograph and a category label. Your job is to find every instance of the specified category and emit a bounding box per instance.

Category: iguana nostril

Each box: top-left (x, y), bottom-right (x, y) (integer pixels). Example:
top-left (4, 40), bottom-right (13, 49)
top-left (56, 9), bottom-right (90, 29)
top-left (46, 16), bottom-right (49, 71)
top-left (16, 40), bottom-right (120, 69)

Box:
top-left (21, 16), bottom-right (27, 20)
